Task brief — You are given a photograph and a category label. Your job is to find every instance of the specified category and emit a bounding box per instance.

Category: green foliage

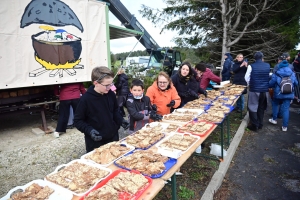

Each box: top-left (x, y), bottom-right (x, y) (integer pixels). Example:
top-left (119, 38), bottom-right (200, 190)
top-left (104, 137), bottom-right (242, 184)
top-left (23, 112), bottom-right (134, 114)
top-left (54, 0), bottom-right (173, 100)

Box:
top-left (139, 0), bottom-right (300, 66)
top-left (178, 186), bottom-right (195, 199)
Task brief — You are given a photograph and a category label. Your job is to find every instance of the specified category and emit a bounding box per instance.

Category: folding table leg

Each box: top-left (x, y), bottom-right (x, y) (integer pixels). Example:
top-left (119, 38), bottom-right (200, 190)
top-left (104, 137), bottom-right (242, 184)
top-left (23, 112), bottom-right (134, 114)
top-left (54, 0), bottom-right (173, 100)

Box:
top-left (171, 174), bottom-right (177, 200)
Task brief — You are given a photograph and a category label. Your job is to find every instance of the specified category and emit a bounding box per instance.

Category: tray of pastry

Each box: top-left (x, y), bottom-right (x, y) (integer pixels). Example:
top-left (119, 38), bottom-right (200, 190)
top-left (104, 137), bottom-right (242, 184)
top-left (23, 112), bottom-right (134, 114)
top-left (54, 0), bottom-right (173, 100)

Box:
top-left (215, 96), bottom-right (235, 105)
top-left (155, 132), bottom-right (200, 156)
top-left (80, 169), bottom-right (152, 200)
top-left (142, 121), bottom-right (181, 133)
top-left (142, 122), bottom-right (170, 131)
top-left (196, 112), bottom-right (225, 124)
top-left (177, 120), bottom-right (217, 137)
top-left (1, 179), bottom-right (73, 200)
top-left (206, 104), bottom-right (234, 114)
top-left (162, 113), bottom-right (194, 124)
top-left (44, 159), bottom-right (112, 196)
top-left (182, 101), bottom-right (211, 110)
top-left (173, 108), bottom-right (204, 116)
top-left (81, 141), bottom-right (135, 167)
top-left (121, 128), bottom-right (165, 150)
top-left (114, 149), bottom-right (177, 179)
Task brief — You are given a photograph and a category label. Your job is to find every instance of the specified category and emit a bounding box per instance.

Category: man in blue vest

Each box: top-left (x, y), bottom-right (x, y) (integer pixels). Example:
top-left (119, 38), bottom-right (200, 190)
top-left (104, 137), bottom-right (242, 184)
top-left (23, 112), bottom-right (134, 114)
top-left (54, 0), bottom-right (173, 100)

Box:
top-left (244, 51), bottom-right (270, 131)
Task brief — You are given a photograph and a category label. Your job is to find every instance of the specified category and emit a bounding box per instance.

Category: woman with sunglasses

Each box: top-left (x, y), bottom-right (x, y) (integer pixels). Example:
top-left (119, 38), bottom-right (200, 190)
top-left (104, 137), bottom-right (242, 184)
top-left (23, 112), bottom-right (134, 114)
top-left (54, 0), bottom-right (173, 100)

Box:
top-left (74, 66), bottom-right (129, 153)
top-left (172, 61), bottom-right (207, 107)
top-left (146, 71), bottom-right (181, 116)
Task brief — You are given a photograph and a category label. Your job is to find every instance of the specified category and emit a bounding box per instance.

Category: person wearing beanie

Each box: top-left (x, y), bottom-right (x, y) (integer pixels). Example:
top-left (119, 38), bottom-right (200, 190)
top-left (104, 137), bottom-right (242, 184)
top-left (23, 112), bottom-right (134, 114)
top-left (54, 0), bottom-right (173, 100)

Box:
top-left (244, 51), bottom-right (270, 131)
top-left (268, 59), bottom-right (298, 131)
top-left (221, 52), bottom-right (233, 81)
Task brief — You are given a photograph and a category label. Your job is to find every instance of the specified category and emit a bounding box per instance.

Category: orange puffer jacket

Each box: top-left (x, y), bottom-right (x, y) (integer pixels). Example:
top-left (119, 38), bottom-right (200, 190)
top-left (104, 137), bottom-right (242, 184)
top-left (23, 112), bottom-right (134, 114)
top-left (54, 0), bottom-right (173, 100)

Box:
top-left (146, 81), bottom-right (181, 116)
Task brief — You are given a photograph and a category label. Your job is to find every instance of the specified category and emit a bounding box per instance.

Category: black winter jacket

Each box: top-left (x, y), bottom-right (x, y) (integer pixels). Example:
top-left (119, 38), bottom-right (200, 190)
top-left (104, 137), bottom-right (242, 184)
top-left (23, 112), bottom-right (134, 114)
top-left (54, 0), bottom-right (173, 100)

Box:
top-left (232, 61), bottom-right (247, 86)
top-left (126, 94), bottom-right (152, 131)
top-left (74, 85), bottom-right (123, 141)
top-left (116, 74), bottom-right (129, 96)
top-left (171, 73), bottom-right (205, 105)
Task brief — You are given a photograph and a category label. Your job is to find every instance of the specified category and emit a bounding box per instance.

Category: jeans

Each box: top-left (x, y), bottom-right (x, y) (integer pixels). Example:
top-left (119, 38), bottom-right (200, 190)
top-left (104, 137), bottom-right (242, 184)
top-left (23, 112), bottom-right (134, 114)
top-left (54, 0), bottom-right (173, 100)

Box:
top-left (237, 94), bottom-right (244, 110)
top-left (56, 99), bottom-right (80, 132)
top-left (272, 99), bottom-right (290, 127)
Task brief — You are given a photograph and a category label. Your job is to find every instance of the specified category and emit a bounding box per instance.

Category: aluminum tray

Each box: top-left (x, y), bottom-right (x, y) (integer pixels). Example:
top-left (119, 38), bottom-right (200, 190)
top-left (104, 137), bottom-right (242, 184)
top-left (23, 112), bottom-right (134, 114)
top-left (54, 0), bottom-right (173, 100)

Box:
top-left (0, 179), bottom-right (73, 200)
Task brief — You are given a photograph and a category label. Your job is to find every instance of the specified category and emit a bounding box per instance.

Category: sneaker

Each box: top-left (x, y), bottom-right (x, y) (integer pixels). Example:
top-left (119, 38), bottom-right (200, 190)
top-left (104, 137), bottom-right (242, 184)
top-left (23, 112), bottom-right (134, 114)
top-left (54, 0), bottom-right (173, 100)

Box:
top-left (66, 124), bottom-right (74, 129)
top-left (268, 119), bottom-right (277, 125)
top-left (53, 132), bottom-right (60, 138)
top-left (282, 126), bottom-right (287, 131)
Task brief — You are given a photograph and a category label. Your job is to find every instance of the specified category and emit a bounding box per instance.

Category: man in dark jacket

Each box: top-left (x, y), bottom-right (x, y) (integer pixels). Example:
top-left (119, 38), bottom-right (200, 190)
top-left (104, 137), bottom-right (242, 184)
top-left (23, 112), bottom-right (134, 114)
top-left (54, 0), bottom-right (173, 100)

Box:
top-left (222, 52), bottom-right (233, 81)
top-left (244, 51), bottom-right (270, 131)
top-left (74, 66), bottom-right (128, 153)
top-left (115, 69), bottom-right (129, 117)
top-left (293, 51), bottom-right (300, 72)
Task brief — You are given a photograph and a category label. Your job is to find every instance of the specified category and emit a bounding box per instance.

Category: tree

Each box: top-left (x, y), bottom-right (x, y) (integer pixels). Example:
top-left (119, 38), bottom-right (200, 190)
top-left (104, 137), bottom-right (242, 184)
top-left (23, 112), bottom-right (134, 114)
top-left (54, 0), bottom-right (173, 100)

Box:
top-left (140, 0), bottom-right (300, 66)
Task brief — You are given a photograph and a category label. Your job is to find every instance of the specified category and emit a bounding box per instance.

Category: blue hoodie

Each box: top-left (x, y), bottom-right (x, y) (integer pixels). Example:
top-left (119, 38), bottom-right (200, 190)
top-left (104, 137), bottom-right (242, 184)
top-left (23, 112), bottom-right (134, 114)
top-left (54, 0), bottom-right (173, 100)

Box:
top-left (222, 52), bottom-right (233, 80)
top-left (269, 60), bottom-right (298, 99)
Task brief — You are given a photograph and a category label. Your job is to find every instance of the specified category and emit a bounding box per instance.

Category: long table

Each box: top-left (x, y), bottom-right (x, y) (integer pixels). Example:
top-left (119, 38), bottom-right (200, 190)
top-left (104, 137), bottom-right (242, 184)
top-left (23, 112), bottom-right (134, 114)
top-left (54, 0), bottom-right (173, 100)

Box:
top-left (71, 123), bottom-right (217, 200)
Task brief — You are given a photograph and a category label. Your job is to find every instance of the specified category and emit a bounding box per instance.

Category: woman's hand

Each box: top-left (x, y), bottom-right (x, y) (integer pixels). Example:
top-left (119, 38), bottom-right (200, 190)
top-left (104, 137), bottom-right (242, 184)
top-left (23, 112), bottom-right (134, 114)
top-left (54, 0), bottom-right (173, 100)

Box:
top-left (241, 61), bottom-right (248, 67)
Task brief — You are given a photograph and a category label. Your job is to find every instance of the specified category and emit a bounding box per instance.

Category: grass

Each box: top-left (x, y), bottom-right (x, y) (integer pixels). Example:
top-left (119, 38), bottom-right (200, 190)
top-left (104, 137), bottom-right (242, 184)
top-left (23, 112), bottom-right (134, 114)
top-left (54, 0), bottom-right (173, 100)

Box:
top-left (178, 186), bottom-right (195, 199)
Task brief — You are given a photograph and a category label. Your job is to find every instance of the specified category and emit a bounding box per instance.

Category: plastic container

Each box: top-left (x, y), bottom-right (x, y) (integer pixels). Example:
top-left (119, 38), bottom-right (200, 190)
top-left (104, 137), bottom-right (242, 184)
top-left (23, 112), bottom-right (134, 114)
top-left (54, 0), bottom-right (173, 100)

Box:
top-left (1, 179), bottom-right (73, 200)
top-left (209, 143), bottom-right (227, 157)
top-left (195, 145), bottom-right (202, 153)
top-left (79, 169), bottom-right (152, 200)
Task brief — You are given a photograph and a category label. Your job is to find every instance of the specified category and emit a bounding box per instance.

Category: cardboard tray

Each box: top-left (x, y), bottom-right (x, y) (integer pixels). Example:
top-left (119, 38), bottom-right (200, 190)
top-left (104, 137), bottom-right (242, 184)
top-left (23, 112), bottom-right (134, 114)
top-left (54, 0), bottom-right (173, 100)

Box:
top-left (173, 108), bottom-right (204, 116)
top-left (155, 132), bottom-right (200, 157)
top-left (177, 120), bottom-right (217, 137)
top-left (142, 122), bottom-right (171, 131)
top-left (80, 143), bottom-right (135, 167)
top-left (0, 179), bottom-right (73, 200)
top-left (114, 151), bottom-right (177, 179)
top-left (120, 131), bottom-right (165, 150)
top-left (44, 159), bottom-right (112, 197)
top-left (79, 169), bottom-right (152, 200)
top-left (162, 113), bottom-right (194, 125)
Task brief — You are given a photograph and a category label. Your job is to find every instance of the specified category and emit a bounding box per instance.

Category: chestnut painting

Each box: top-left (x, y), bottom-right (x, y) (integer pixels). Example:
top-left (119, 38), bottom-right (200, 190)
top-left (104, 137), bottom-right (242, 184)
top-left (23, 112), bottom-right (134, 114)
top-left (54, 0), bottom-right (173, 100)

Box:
top-left (20, 0), bottom-right (84, 77)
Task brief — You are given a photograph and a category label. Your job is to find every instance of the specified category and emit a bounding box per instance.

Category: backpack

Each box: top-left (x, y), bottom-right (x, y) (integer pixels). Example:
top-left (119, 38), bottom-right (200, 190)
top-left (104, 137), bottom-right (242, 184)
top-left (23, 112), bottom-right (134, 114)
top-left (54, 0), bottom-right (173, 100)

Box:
top-left (276, 73), bottom-right (293, 94)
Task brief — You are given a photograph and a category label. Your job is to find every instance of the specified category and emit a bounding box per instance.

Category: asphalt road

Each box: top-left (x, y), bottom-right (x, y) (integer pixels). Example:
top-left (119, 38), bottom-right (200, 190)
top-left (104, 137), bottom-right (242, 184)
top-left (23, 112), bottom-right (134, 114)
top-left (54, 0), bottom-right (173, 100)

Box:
top-left (225, 103), bottom-right (300, 200)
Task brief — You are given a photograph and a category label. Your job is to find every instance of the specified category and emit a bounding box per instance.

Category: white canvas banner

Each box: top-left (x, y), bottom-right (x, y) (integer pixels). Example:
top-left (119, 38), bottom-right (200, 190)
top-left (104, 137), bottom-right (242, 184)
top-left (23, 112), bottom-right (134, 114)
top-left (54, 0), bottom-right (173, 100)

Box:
top-left (0, 0), bottom-right (109, 89)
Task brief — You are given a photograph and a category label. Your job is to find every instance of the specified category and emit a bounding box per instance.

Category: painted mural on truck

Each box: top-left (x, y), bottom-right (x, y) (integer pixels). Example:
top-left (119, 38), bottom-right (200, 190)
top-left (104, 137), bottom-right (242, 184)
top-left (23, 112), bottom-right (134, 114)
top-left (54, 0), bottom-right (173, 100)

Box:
top-left (20, 0), bottom-right (84, 77)
top-left (0, 0), bottom-right (109, 89)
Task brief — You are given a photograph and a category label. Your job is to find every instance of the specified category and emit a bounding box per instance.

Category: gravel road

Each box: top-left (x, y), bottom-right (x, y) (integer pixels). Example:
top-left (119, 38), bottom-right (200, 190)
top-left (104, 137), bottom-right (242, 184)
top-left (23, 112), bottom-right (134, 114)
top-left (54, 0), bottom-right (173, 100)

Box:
top-left (0, 110), bottom-right (128, 197)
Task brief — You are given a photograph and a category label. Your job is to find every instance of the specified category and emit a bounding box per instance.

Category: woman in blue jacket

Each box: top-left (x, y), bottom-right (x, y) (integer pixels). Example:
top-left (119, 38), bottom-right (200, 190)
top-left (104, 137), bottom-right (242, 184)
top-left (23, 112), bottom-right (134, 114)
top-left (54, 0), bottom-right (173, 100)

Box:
top-left (268, 60), bottom-right (298, 131)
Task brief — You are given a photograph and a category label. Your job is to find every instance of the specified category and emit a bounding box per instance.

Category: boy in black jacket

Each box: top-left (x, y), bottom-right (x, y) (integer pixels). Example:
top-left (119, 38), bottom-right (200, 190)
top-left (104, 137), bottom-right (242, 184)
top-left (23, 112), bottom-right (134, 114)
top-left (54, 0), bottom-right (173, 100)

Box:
top-left (126, 79), bottom-right (162, 133)
top-left (74, 66), bottom-right (129, 153)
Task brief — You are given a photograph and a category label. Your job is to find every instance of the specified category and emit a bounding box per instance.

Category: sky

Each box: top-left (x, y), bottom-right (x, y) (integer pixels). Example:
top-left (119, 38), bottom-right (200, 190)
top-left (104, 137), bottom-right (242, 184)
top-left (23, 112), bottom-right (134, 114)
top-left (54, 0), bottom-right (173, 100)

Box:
top-left (108, 0), bottom-right (176, 54)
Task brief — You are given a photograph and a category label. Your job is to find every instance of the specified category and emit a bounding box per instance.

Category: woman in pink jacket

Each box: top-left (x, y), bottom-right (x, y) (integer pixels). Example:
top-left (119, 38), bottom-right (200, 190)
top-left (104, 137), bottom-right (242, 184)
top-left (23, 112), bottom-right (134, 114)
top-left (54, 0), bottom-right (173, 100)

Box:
top-left (195, 62), bottom-right (221, 90)
top-left (53, 83), bottom-right (86, 138)
top-left (146, 72), bottom-right (181, 116)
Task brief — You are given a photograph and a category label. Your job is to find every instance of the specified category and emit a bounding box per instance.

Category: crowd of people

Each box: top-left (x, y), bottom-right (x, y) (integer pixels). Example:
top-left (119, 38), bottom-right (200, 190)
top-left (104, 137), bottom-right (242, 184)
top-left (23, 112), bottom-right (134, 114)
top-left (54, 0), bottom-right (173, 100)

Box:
top-left (52, 50), bottom-right (299, 152)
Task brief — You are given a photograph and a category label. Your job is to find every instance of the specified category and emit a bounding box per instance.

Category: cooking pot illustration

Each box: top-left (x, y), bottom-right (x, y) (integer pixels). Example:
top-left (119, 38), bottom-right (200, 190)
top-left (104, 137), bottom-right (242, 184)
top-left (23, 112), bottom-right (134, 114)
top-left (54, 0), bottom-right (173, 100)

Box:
top-left (20, 0), bottom-right (84, 77)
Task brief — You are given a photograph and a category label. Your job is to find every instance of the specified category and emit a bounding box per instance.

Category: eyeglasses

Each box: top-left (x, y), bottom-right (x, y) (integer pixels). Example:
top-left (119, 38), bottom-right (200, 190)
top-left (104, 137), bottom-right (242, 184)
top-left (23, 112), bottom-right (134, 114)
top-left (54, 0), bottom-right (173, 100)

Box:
top-left (158, 81), bottom-right (168, 85)
top-left (99, 82), bottom-right (114, 89)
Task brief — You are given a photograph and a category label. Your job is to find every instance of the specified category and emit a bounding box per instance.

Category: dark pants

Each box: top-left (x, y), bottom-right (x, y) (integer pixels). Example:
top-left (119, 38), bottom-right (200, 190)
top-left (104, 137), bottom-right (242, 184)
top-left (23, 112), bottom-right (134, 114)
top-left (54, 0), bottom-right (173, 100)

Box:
top-left (248, 92), bottom-right (267, 128)
top-left (56, 98), bottom-right (80, 132)
top-left (84, 133), bottom-right (119, 153)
